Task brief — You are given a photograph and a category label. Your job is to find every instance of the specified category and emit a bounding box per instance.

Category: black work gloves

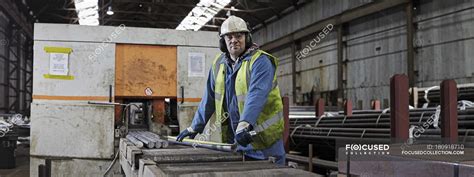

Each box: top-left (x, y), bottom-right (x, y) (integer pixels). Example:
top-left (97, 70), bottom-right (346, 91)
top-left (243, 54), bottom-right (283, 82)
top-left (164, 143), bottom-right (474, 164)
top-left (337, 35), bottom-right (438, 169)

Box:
top-left (176, 127), bottom-right (198, 142)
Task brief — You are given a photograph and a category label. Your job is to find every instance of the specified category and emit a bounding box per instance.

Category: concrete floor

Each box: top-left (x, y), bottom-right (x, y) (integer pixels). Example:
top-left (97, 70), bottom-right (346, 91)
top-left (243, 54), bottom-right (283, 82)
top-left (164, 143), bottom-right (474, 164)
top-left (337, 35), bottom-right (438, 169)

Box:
top-left (0, 145), bottom-right (30, 177)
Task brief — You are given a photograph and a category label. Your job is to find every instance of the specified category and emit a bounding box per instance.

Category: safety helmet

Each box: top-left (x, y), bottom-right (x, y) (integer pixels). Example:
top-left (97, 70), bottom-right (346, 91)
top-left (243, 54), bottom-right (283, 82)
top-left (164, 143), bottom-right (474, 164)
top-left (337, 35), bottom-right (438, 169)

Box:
top-left (220, 16), bottom-right (249, 36)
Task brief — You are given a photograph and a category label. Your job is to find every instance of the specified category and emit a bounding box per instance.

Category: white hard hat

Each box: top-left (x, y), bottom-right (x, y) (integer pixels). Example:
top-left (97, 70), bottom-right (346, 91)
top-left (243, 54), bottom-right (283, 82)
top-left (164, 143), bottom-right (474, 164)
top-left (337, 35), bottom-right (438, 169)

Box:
top-left (220, 16), bottom-right (249, 36)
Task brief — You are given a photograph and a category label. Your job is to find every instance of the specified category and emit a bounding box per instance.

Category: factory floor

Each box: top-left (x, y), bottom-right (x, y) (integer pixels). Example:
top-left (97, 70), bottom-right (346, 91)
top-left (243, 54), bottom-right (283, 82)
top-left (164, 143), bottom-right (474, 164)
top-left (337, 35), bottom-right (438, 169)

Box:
top-left (0, 145), bottom-right (29, 177)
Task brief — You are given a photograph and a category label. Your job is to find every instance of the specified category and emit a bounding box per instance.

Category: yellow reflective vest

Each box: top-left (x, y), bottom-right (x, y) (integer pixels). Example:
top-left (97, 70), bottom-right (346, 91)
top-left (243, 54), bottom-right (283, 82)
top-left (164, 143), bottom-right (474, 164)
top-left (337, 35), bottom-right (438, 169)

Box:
top-left (212, 49), bottom-right (284, 150)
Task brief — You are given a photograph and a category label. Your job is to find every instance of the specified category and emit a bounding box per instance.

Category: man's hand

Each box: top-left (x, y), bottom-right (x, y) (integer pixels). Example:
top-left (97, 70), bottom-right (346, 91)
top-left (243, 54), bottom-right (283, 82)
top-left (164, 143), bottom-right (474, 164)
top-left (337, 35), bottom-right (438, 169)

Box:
top-left (176, 127), bottom-right (198, 142)
top-left (235, 121), bottom-right (253, 147)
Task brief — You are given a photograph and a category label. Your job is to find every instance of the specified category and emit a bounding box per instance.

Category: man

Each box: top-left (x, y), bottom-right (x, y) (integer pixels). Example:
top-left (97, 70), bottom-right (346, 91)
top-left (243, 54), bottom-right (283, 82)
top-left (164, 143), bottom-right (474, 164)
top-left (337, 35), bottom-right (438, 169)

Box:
top-left (176, 15), bottom-right (286, 165)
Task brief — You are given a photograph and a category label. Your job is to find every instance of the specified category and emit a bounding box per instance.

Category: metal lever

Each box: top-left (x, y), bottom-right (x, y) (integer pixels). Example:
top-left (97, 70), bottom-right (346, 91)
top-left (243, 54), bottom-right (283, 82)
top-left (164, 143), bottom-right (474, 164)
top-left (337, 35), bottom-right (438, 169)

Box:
top-left (181, 86), bottom-right (184, 104)
top-left (109, 85), bottom-right (112, 102)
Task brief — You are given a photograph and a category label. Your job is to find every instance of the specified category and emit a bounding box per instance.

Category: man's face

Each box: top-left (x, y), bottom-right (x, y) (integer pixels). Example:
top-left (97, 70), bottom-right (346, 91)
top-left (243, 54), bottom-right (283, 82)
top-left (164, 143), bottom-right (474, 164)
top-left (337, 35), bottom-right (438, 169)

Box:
top-left (224, 32), bottom-right (246, 57)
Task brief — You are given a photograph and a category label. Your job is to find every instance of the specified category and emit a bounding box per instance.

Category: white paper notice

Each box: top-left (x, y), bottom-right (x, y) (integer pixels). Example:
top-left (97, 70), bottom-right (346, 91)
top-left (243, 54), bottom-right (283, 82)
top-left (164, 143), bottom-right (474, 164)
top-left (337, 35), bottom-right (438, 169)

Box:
top-left (49, 53), bottom-right (69, 76)
top-left (188, 53), bottom-right (205, 77)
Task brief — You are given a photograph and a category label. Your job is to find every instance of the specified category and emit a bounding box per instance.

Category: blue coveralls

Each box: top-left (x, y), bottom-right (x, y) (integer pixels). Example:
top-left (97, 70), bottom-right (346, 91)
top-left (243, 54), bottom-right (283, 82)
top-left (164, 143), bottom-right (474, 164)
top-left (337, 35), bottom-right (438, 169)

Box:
top-left (189, 50), bottom-right (286, 165)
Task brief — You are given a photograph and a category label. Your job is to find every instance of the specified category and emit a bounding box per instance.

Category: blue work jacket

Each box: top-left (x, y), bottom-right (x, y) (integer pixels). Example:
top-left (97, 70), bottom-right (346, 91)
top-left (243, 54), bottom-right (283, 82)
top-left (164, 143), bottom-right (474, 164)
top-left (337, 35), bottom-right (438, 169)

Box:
top-left (190, 49), bottom-right (286, 165)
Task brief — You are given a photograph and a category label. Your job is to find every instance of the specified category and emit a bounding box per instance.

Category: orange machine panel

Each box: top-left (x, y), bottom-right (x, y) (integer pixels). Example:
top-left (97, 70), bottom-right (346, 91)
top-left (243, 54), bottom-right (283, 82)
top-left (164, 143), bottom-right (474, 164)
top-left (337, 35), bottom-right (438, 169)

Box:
top-left (115, 44), bottom-right (177, 97)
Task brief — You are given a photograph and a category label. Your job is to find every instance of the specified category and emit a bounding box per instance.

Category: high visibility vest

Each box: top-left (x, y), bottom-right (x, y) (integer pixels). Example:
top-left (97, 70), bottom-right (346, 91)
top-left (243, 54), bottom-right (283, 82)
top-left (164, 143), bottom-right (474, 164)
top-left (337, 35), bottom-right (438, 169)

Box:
top-left (212, 49), bottom-right (284, 150)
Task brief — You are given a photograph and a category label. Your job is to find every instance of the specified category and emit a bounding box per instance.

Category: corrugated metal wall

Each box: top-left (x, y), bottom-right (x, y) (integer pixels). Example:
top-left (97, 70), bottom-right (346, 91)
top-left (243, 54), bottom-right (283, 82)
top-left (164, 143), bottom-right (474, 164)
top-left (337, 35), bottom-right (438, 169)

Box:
top-left (273, 46), bottom-right (293, 101)
top-left (415, 0), bottom-right (474, 87)
top-left (253, 0), bottom-right (370, 45)
top-left (254, 0), bottom-right (371, 106)
top-left (345, 6), bottom-right (407, 109)
top-left (255, 0), bottom-right (474, 109)
top-left (0, 2), bottom-right (33, 116)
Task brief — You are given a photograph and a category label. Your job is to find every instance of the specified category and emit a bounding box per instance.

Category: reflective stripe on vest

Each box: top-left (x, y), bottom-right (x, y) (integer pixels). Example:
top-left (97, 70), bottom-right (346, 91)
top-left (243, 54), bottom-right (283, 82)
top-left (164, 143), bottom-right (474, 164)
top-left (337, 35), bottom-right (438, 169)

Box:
top-left (215, 93), bottom-right (223, 101)
top-left (254, 111), bottom-right (283, 133)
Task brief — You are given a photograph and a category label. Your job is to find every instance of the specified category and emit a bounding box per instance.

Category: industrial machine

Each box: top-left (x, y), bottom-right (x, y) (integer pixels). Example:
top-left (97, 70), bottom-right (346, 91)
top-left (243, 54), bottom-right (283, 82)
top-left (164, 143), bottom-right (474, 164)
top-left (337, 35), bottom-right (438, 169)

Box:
top-left (30, 23), bottom-right (221, 176)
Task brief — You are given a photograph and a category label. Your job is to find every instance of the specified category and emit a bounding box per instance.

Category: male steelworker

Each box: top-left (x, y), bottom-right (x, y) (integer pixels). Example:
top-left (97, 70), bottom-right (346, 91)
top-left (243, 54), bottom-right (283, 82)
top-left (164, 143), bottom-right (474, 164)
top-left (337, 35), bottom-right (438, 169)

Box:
top-left (176, 15), bottom-right (286, 165)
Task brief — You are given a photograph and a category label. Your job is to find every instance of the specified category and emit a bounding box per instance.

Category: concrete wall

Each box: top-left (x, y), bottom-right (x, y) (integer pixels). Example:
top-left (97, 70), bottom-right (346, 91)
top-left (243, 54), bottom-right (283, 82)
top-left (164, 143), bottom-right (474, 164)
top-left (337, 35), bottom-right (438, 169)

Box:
top-left (257, 0), bottom-right (474, 109)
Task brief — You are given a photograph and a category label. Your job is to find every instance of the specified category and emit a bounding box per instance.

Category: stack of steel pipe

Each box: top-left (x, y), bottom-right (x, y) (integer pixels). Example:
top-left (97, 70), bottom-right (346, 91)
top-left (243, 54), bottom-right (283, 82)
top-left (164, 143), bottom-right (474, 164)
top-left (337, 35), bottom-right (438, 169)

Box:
top-left (417, 86), bottom-right (474, 108)
top-left (126, 130), bottom-right (168, 149)
top-left (119, 139), bottom-right (319, 177)
top-left (290, 106), bottom-right (339, 117)
top-left (289, 107), bottom-right (474, 145)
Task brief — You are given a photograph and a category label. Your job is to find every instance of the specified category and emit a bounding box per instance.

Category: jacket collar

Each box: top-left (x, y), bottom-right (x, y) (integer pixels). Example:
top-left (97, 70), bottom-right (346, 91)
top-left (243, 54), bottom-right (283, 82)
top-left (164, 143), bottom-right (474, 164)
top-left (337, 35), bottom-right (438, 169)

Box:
top-left (222, 43), bottom-right (260, 65)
